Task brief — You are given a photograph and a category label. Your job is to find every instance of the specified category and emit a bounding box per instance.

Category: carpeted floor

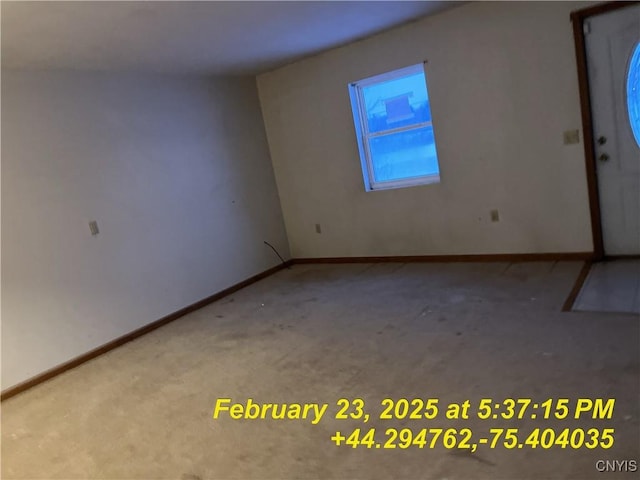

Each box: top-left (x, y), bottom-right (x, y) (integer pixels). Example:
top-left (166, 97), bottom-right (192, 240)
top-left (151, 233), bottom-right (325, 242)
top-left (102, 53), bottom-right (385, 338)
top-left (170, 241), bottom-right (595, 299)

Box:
top-left (2, 261), bottom-right (639, 479)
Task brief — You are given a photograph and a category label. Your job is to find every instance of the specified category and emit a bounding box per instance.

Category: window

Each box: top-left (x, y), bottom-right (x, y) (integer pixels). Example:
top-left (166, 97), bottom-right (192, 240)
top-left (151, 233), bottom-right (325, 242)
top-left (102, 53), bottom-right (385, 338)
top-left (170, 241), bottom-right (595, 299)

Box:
top-left (627, 42), bottom-right (640, 148)
top-left (349, 64), bottom-right (440, 191)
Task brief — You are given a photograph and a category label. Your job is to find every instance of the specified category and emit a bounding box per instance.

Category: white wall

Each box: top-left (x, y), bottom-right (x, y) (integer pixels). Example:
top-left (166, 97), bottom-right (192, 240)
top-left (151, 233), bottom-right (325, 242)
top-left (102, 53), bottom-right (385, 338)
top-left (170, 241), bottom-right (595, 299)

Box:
top-left (257, 1), bottom-right (594, 258)
top-left (1, 71), bottom-right (289, 390)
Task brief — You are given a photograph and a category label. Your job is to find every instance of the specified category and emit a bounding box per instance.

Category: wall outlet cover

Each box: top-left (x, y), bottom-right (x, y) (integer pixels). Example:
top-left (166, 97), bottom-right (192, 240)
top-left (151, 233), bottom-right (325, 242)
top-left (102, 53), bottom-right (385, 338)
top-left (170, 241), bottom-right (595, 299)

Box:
top-left (563, 129), bottom-right (580, 145)
top-left (89, 220), bottom-right (99, 235)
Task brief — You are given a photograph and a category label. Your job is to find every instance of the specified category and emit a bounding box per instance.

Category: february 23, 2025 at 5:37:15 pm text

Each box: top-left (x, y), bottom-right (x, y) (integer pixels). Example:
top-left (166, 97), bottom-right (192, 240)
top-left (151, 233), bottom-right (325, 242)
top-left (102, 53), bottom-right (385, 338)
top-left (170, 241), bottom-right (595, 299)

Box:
top-left (211, 396), bottom-right (639, 460)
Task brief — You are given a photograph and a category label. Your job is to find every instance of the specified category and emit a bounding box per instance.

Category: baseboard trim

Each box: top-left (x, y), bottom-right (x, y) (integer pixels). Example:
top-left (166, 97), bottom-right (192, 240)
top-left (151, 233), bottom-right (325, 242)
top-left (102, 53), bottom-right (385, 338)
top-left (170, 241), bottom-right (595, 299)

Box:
top-left (292, 252), bottom-right (593, 264)
top-left (604, 255), bottom-right (640, 261)
top-left (1, 261), bottom-right (292, 402)
top-left (562, 261), bottom-right (593, 312)
top-left (2, 252), bottom-right (593, 400)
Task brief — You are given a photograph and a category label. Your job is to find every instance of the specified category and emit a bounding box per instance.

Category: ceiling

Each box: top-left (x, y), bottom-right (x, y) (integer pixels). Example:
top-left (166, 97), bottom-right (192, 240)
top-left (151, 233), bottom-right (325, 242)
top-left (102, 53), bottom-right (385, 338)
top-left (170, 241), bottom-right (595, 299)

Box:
top-left (1, 1), bottom-right (459, 76)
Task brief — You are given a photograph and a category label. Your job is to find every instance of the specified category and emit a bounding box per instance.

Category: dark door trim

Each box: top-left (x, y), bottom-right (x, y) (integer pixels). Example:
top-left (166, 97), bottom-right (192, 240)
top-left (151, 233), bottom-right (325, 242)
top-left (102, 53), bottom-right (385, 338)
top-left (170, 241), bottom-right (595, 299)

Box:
top-left (570, 1), bottom-right (638, 261)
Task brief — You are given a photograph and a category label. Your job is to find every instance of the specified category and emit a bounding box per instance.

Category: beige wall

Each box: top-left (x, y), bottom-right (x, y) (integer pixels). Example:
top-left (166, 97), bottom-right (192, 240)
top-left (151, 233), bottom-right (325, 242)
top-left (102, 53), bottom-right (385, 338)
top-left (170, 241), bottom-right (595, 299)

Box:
top-left (257, 1), bottom-right (594, 258)
top-left (1, 71), bottom-right (289, 390)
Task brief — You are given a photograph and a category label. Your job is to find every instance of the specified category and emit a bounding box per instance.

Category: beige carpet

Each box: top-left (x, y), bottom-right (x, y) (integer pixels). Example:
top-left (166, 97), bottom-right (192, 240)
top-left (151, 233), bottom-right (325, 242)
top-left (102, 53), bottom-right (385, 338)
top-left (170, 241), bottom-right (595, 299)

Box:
top-left (2, 262), bottom-right (639, 479)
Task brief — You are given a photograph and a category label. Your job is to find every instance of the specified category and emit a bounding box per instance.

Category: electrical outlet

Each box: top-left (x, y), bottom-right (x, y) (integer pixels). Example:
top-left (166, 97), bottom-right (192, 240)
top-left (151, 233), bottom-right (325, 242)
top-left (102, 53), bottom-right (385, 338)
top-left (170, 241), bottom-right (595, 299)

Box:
top-left (563, 129), bottom-right (580, 145)
top-left (490, 210), bottom-right (500, 222)
top-left (89, 220), bottom-right (99, 235)
top-left (315, 223), bottom-right (322, 234)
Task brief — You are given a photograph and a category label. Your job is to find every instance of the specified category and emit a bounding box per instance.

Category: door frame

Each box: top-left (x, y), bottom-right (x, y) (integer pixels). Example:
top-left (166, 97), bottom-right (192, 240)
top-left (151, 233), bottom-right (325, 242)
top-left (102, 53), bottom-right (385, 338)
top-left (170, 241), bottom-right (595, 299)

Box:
top-left (570, 1), bottom-right (638, 261)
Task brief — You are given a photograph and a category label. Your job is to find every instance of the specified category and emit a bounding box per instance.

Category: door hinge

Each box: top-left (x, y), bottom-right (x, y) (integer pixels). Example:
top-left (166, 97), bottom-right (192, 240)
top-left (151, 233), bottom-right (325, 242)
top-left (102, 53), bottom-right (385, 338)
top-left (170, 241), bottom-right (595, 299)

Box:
top-left (583, 21), bottom-right (591, 35)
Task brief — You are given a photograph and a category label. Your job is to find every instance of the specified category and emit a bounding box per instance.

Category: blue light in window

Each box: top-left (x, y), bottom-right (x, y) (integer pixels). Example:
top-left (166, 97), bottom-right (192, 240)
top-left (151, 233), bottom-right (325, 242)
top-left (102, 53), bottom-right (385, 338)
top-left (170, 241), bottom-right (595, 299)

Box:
top-left (350, 66), bottom-right (440, 190)
top-left (628, 43), bottom-right (640, 147)
top-left (361, 72), bottom-right (431, 134)
top-left (369, 127), bottom-right (439, 182)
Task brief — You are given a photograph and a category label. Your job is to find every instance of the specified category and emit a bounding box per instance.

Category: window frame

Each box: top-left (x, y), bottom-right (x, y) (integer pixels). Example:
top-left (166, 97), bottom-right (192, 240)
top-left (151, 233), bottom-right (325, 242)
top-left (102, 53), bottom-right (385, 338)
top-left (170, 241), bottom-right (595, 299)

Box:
top-left (626, 42), bottom-right (640, 148)
top-left (349, 63), bottom-right (440, 192)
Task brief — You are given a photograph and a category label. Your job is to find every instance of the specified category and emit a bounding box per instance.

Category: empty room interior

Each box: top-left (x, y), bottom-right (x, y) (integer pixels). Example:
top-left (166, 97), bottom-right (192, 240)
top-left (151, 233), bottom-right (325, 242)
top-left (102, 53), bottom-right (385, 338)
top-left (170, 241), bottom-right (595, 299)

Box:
top-left (2, 1), bottom-right (640, 479)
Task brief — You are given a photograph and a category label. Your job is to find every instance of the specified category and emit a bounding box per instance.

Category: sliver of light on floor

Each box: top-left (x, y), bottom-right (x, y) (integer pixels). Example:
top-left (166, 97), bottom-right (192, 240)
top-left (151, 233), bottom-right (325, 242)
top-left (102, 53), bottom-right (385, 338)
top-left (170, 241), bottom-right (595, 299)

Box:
top-left (573, 260), bottom-right (640, 314)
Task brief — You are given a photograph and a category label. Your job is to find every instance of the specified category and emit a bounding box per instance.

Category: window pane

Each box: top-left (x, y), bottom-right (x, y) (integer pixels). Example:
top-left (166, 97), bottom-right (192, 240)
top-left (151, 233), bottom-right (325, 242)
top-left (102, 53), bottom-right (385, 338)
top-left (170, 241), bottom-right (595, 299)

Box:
top-left (369, 126), bottom-right (439, 183)
top-left (362, 71), bottom-right (431, 134)
top-left (627, 42), bottom-right (640, 147)
top-left (349, 63), bottom-right (441, 191)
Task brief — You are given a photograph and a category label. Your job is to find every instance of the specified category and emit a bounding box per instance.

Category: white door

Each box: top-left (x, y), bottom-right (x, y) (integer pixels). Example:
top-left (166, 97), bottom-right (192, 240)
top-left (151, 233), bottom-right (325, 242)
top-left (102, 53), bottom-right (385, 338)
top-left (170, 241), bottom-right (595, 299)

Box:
top-left (585, 4), bottom-right (640, 255)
